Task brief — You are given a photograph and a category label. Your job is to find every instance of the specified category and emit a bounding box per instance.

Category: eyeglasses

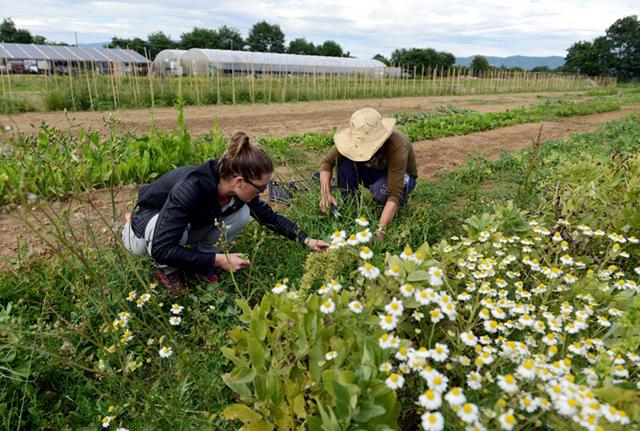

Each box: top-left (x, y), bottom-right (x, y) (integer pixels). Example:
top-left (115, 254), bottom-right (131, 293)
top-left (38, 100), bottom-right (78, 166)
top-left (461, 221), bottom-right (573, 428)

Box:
top-left (244, 177), bottom-right (268, 193)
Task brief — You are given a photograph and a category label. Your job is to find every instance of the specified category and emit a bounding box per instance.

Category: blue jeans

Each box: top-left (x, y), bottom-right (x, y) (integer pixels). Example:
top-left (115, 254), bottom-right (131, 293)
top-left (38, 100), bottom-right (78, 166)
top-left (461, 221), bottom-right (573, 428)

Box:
top-left (337, 158), bottom-right (416, 205)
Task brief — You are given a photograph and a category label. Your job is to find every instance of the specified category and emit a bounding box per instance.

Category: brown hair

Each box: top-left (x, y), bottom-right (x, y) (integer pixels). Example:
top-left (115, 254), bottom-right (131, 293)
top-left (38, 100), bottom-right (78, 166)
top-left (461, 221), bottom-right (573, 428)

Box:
top-left (218, 131), bottom-right (273, 180)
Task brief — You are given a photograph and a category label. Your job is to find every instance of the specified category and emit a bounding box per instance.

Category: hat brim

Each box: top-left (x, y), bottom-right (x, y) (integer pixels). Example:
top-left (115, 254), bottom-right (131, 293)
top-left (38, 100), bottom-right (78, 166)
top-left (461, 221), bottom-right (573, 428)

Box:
top-left (334, 117), bottom-right (396, 162)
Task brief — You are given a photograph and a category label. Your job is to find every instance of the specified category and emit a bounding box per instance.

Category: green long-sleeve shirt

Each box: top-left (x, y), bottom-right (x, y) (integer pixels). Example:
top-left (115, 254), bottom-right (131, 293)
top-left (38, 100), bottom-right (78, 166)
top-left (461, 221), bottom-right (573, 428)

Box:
top-left (320, 131), bottom-right (417, 205)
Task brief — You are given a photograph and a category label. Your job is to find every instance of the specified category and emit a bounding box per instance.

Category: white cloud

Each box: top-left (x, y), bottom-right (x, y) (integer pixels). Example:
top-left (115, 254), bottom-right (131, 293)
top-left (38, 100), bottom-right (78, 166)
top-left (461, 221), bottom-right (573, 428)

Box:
top-left (3, 0), bottom-right (637, 58)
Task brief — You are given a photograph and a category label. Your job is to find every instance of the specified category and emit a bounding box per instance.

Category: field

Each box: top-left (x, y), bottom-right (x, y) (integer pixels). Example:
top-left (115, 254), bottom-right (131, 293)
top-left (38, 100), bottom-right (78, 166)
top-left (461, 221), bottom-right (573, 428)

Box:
top-left (0, 68), bottom-right (616, 114)
top-left (1, 86), bottom-right (640, 430)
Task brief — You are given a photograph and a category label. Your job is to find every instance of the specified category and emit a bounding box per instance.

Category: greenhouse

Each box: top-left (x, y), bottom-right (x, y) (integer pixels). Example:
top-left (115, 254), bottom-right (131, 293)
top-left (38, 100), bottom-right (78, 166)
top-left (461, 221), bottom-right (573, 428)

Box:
top-left (0, 43), bottom-right (149, 75)
top-left (152, 49), bottom-right (187, 76)
top-left (178, 48), bottom-right (386, 77)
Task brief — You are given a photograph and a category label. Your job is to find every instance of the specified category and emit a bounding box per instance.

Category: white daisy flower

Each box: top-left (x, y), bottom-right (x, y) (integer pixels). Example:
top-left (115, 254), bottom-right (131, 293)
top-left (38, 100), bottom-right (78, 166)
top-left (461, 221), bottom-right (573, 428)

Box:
top-left (379, 314), bottom-right (398, 331)
top-left (355, 216), bottom-right (369, 227)
top-left (460, 330), bottom-right (478, 347)
top-left (136, 293), bottom-right (151, 308)
top-left (385, 297), bottom-right (404, 316)
top-left (272, 282), bottom-right (288, 294)
top-left (497, 374), bottom-right (518, 394)
top-left (421, 411), bottom-right (444, 431)
top-left (126, 290), bottom-right (137, 302)
top-left (359, 263), bottom-right (381, 279)
top-left (326, 280), bottom-right (342, 292)
top-left (320, 298), bottom-right (336, 314)
top-left (356, 229), bottom-right (372, 243)
top-left (169, 316), bottom-right (182, 326)
top-left (399, 283), bottom-right (415, 297)
top-left (379, 361), bottom-right (392, 373)
top-left (385, 263), bottom-right (402, 277)
top-left (429, 266), bottom-right (444, 286)
top-left (385, 373), bottom-right (404, 390)
top-left (445, 387), bottom-right (466, 406)
top-left (400, 246), bottom-right (414, 260)
top-left (348, 301), bottom-right (363, 314)
top-left (498, 410), bottom-right (517, 430)
top-left (159, 346), bottom-right (173, 358)
top-left (418, 389), bottom-right (442, 410)
top-left (457, 402), bottom-right (478, 423)
top-left (325, 351), bottom-right (337, 361)
top-left (101, 416), bottom-right (112, 428)
top-left (359, 246), bottom-right (374, 260)
top-left (330, 230), bottom-right (346, 241)
top-left (170, 304), bottom-right (184, 315)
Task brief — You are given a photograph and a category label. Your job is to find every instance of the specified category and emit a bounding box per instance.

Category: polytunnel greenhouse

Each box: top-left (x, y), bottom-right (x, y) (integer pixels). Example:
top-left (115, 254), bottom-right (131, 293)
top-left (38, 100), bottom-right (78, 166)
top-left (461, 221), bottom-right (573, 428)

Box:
top-left (178, 49), bottom-right (386, 77)
top-left (152, 49), bottom-right (187, 76)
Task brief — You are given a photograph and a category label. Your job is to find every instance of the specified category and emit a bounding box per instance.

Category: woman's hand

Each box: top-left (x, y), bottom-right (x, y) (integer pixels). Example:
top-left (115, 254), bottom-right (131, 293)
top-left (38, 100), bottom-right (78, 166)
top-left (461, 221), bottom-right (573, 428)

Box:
top-left (214, 252), bottom-right (250, 272)
top-left (319, 171), bottom-right (337, 213)
top-left (304, 237), bottom-right (330, 252)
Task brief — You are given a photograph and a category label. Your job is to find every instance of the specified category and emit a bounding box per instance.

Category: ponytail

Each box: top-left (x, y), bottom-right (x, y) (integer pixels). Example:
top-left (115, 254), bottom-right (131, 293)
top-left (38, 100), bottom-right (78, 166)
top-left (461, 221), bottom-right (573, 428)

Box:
top-left (219, 131), bottom-right (273, 180)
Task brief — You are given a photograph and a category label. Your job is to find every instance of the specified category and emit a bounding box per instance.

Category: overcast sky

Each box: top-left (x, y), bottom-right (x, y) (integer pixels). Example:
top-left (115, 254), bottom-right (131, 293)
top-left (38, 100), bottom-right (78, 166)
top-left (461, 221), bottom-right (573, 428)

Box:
top-left (3, 0), bottom-right (638, 58)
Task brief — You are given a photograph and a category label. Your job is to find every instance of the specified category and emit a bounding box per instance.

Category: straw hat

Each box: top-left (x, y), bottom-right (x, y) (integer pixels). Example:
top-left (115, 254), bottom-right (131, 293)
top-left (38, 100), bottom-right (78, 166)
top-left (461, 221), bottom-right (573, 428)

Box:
top-left (334, 107), bottom-right (396, 161)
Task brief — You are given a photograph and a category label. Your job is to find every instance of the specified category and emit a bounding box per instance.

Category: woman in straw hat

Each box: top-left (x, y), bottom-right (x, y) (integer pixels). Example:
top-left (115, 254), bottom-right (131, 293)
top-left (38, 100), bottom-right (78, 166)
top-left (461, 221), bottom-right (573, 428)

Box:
top-left (122, 131), bottom-right (329, 294)
top-left (318, 107), bottom-right (417, 241)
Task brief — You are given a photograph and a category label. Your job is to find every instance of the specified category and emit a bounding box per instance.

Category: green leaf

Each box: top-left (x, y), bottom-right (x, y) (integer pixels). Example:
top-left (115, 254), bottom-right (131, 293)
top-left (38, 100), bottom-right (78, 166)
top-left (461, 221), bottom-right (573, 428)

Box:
top-left (221, 404), bottom-right (274, 430)
top-left (407, 270), bottom-right (429, 282)
top-left (352, 400), bottom-right (386, 423)
top-left (225, 366), bottom-right (256, 385)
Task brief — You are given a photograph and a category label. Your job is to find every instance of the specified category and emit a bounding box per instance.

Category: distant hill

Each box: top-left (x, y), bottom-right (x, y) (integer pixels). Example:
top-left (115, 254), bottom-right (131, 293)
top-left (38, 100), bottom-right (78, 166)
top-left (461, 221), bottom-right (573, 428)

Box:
top-left (456, 55), bottom-right (565, 70)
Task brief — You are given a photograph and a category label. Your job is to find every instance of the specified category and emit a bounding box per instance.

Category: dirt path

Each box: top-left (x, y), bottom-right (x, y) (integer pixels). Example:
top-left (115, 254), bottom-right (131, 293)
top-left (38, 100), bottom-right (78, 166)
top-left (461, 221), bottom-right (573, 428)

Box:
top-left (3, 91), bottom-right (582, 138)
top-left (415, 104), bottom-right (640, 179)
top-left (1, 102), bottom-right (638, 270)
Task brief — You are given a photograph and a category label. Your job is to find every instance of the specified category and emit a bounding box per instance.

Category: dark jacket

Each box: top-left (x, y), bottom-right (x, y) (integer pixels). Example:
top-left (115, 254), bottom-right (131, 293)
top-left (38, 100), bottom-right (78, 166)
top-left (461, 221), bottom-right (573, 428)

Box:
top-left (130, 159), bottom-right (308, 273)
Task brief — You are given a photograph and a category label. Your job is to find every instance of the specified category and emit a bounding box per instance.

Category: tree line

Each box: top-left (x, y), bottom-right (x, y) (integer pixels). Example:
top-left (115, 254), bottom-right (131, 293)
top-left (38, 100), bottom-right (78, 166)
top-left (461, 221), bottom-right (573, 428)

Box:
top-left (564, 15), bottom-right (639, 81)
top-left (107, 21), bottom-right (350, 59)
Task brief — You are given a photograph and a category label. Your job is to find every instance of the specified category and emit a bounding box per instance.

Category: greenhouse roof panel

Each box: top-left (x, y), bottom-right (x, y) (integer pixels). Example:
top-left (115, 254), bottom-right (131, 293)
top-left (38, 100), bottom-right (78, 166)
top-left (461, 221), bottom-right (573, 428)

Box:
top-left (0, 43), bottom-right (150, 63)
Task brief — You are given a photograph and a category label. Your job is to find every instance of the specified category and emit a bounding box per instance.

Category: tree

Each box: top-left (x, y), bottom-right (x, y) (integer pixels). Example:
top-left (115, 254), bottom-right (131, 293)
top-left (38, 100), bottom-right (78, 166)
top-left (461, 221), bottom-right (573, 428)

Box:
top-left (180, 27), bottom-right (220, 49)
top-left (0, 18), bottom-right (46, 43)
top-left (563, 15), bottom-right (639, 80)
top-left (146, 31), bottom-right (177, 57)
top-left (605, 15), bottom-right (640, 81)
top-left (316, 40), bottom-right (344, 57)
top-left (564, 37), bottom-right (613, 76)
top-left (530, 66), bottom-right (551, 73)
top-left (372, 54), bottom-right (390, 66)
top-left (390, 48), bottom-right (455, 75)
top-left (287, 38), bottom-right (316, 55)
top-left (246, 21), bottom-right (285, 53)
top-left (470, 55), bottom-right (490, 76)
top-left (217, 25), bottom-right (244, 50)
top-left (107, 37), bottom-right (148, 55)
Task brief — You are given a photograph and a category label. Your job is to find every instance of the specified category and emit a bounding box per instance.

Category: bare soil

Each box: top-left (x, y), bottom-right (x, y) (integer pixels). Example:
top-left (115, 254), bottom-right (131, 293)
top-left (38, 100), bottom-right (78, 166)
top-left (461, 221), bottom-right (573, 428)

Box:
top-left (1, 95), bottom-right (638, 270)
top-left (3, 91), bottom-right (578, 138)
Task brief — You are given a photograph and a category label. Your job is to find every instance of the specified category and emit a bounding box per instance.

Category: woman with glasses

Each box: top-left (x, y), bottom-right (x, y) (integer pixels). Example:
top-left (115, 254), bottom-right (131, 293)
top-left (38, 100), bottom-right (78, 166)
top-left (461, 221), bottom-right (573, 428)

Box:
top-left (122, 131), bottom-right (329, 293)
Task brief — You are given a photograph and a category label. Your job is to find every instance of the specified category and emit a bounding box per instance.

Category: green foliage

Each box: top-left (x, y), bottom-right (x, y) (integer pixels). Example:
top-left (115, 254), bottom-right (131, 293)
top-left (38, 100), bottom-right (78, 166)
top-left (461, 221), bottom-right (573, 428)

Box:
top-left (470, 55), bottom-right (491, 76)
top-left (400, 98), bottom-right (624, 141)
top-left (246, 21), bottom-right (286, 53)
top-left (390, 48), bottom-right (456, 73)
top-left (0, 105), bottom-right (227, 206)
top-left (564, 15), bottom-right (640, 81)
top-left (1, 104), bottom-right (640, 430)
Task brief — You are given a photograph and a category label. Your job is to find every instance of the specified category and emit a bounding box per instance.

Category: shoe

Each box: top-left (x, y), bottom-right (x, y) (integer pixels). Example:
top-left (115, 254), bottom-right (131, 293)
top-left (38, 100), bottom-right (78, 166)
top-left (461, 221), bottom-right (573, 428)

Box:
top-left (155, 271), bottom-right (185, 295)
top-left (195, 270), bottom-right (220, 284)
